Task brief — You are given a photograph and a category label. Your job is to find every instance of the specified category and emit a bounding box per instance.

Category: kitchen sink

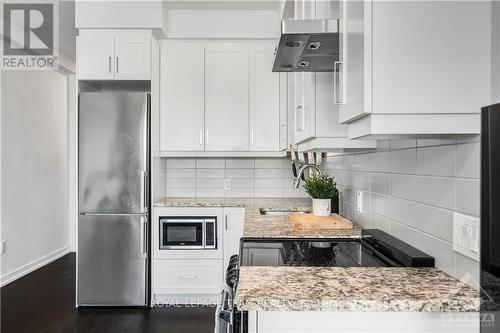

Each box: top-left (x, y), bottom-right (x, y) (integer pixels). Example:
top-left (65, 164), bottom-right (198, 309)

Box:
top-left (259, 208), bottom-right (310, 216)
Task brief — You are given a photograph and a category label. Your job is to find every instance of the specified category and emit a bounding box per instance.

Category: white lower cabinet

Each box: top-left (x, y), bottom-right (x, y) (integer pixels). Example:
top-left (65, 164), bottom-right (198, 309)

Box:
top-left (248, 311), bottom-right (480, 333)
top-left (223, 208), bottom-right (246, 270)
top-left (153, 259), bottom-right (223, 296)
top-left (152, 206), bottom-right (245, 303)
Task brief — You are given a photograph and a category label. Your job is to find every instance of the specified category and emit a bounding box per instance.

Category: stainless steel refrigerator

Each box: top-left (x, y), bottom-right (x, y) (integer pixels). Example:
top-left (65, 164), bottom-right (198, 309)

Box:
top-left (77, 92), bottom-right (150, 307)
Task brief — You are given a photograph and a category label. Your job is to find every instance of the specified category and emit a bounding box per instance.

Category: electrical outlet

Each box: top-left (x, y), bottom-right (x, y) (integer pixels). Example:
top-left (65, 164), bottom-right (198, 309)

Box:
top-left (1, 240), bottom-right (6, 254)
top-left (224, 179), bottom-right (232, 191)
top-left (453, 212), bottom-right (479, 261)
top-left (356, 190), bottom-right (363, 213)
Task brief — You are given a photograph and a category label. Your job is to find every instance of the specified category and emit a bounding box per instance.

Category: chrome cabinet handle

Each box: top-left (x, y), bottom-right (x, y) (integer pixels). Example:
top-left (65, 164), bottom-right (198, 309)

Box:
top-left (334, 61), bottom-right (344, 105)
top-left (179, 275), bottom-right (197, 280)
top-left (116, 56), bottom-right (119, 73)
top-left (225, 215), bottom-right (228, 231)
top-left (296, 106), bottom-right (304, 131)
top-left (281, 123), bottom-right (286, 142)
top-left (199, 130), bottom-right (203, 146)
top-left (250, 129), bottom-right (254, 145)
top-left (108, 56), bottom-right (112, 73)
top-left (206, 130), bottom-right (209, 145)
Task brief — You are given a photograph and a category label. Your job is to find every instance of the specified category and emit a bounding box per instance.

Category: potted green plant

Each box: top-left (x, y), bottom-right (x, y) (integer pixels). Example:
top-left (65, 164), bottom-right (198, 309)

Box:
top-left (303, 174), bottom-right (339, 216)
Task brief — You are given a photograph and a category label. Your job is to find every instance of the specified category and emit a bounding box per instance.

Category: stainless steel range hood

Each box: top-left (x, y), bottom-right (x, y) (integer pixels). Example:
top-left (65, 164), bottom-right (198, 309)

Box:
top-left (272, 18), bottom-right (340, 72)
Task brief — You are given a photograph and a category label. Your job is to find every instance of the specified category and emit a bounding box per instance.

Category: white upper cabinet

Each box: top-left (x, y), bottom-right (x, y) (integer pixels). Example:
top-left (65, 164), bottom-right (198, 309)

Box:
top-left (205, 44), bottom-right (250, 151)
top-left (290, 71), bottom-right (376, 151)
top-left (337, 0), bottom-right (366, 122)
top-left (249, 43), bottom-right (281, 151)
top-left (114, 35), bottom-right (151, 80)
top-left (77, 35), bottom-right (115, 80)
top-left (77, 30), bottom-right (151, 80)
top-left (160, 42), bottom-right (205, 151)
top-left (339, 0), bottom-right (491, 138)
top-left (159, 41), bottom-right (284, 155)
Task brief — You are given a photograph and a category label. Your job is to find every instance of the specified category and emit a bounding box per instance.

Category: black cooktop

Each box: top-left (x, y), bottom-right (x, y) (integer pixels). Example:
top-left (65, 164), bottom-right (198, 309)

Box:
top-left (240, 229), bottom-right (435, 268)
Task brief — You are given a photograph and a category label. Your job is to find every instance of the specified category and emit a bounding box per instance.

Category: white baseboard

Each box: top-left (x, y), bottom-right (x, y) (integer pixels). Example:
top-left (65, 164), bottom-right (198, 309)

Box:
top-left (1, 246), bottom-right (70, 287)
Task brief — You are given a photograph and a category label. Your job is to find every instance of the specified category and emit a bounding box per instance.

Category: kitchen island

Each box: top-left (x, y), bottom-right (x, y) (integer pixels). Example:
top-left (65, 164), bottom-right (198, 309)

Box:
top-left (239, 199), bottom-right (479, 333)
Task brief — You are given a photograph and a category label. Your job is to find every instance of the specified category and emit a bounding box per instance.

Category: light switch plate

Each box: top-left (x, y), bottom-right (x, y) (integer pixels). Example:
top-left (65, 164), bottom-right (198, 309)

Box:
top-left (224, 179), bottom-right (232, 191)
top-left (356, 190), bottom-right (363, 213)
top-left (453, 212), bottom-right (479, 261)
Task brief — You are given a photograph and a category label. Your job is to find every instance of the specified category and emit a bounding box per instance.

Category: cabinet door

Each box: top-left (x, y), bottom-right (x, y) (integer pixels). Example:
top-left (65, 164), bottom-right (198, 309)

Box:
top-left (160, 42), bottom-right (205, 151)
top-left (338, 0), bottom-right (370, 123)
top-left (114, 35), bottom-right (151, 80)
top-left (371, 1), bottom-right (490, 116)
top-left (153, 259), bottom-right (222, 295)
top-left (223, 208), bottom-right (245, 270)
top-left (77, 35), bottom-right (114, 80)
top-left (249, 44), bottom-right (280, 151)
top-left (294, 72), bottom-right (315, 144)
top-left (205, 44), bottom-right (249, 151)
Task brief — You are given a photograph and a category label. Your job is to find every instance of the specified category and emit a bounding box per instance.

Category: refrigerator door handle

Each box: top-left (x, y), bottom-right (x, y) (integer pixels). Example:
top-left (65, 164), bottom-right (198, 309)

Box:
top-left (140, 217), bottom-right (148, 258)
top-left (141, 170), bottom-right (149, 213)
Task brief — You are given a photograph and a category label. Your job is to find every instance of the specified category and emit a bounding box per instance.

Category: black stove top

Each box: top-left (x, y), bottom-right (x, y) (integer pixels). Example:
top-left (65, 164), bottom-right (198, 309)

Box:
top-left (239, 229), bottom-right (435, 268)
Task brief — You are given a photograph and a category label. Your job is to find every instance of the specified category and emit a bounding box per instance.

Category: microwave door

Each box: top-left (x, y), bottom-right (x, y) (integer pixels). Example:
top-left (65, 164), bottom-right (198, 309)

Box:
top-left (160, 219), bottom-right (204, 249)
top-left (78, 92), bottom-right (149, 215)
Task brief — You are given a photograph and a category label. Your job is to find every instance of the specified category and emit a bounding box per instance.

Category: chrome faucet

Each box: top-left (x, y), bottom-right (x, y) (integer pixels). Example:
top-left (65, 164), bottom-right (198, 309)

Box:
top-left (294, 164), bottom-right (323, 188)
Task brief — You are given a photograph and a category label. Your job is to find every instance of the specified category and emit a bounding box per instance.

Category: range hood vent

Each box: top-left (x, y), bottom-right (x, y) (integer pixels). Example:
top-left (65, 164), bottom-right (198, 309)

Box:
top-left (272, 19), bottom-right (340, 72)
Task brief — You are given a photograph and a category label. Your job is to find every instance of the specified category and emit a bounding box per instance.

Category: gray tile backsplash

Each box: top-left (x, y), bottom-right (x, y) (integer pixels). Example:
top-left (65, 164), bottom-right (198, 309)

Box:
top-left (323, 136), bottom-right (480, 287)
top-left (157, 157), bottom-right (307, 199)
top-left (156, 136), bottom-right (480, 287)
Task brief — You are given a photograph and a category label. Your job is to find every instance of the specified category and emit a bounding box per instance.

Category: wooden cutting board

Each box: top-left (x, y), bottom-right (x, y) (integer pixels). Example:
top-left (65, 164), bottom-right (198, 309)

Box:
top-left (288, 213), bottom-right (354, 230)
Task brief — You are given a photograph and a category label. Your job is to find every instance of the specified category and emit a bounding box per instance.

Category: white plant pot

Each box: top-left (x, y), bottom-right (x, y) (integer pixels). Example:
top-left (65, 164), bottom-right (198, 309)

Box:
top-left (312, 199), bottom-right (331, 216)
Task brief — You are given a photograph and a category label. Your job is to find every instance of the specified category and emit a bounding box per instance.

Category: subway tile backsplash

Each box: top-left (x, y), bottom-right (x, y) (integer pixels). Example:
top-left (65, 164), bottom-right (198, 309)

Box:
top-left (155, 137), bottom-right (480, 287)
top-left (322, 136), bottom-right (480, 287)
top-left (157, 157), bottom-right (307, 199)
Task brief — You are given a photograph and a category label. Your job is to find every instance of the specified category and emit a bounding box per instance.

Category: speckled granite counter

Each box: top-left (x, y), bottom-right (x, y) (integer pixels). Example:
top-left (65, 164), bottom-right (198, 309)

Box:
top-left (154, 197), bottom-right (362, 239)
top-left (235, 266), bottom-right (480, 312)
top-left (154, 197), bottom-right (246, 207)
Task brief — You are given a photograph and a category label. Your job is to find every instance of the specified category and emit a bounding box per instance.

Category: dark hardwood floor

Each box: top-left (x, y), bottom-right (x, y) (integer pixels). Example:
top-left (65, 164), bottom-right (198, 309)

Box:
top-left (1, 253), bottom-right (215, 333)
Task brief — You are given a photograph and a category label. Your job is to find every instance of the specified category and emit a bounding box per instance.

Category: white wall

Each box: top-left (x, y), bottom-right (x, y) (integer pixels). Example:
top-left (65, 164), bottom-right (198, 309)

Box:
top-left (323, 138), bottom-right (480, 285)
top-left (158, 157), bottom-right (307, 199)
top-left (1, 70), bottom-right (70, 286)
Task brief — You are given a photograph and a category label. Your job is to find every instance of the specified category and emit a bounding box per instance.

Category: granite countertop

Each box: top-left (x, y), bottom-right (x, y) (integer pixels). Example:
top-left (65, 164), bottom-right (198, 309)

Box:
top-left (154, 197), bottom-right (362, 239)
top-left (154, 197), bottom-right (246, 208)
top-left (235, 266), bottom-right (480, 312)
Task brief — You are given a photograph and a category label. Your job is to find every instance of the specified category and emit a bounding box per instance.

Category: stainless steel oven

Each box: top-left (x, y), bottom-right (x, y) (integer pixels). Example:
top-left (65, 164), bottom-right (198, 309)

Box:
top-left (159, 217), bottom-right (216, 250)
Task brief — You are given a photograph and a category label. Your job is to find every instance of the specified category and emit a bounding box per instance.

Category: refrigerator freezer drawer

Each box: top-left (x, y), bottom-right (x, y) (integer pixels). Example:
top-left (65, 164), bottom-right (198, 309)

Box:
top-left (77, 214), bottom-right (148, 306)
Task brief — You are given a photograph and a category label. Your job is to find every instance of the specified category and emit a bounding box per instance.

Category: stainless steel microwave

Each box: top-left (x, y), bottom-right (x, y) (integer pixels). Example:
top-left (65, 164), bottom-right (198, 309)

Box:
top-left (159, 217), bottom-right (217, 250)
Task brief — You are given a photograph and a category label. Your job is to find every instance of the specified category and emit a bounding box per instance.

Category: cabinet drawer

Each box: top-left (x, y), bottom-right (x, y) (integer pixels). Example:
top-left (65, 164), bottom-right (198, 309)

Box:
top-left (153, 260), bottom-right (223, 295)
